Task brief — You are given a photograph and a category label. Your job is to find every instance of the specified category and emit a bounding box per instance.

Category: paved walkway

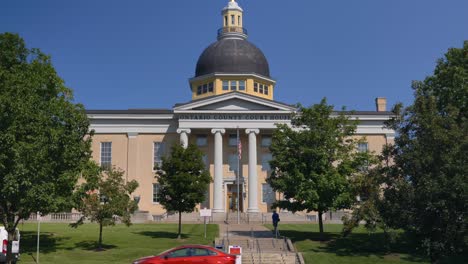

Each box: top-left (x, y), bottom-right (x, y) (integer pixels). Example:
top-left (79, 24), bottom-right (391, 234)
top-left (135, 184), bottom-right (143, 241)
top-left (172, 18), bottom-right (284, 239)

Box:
top-left (219, 223), bottom-right (276, 239)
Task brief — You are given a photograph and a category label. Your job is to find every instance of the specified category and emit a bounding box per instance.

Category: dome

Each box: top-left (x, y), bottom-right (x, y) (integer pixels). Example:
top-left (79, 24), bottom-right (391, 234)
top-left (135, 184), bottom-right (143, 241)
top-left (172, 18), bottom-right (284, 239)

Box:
top-left (195, 38), bottom-right (270, 78)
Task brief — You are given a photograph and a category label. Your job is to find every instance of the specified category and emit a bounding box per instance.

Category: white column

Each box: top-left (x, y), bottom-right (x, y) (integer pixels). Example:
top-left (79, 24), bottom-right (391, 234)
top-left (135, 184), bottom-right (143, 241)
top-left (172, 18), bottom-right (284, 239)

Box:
top-left (211, 128), bottom-right (225, 213)
top-left (177, 128), bottom-right (191, 149)
top-left (246, 129), bottom-right (260, 213)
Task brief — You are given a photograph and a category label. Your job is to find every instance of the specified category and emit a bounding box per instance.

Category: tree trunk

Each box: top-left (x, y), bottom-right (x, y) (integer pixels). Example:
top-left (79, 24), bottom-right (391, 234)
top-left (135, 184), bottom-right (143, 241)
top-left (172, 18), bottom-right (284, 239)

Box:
top-left (5, 216), bottom-right (17, 264)
top-left (6, 231), bottom-right (13, 264)
top-left (98, 222), bottom-right (103, 250)
top-left (177, 211), bottom-right (182, 239)
top-left (318, 211), bottom-right (324, 241)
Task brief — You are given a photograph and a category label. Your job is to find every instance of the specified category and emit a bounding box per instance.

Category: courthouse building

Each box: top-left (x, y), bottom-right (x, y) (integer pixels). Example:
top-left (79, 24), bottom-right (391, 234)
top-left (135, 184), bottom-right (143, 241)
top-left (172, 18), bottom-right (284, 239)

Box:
top-left (87, 0), bottom-right (394, 218)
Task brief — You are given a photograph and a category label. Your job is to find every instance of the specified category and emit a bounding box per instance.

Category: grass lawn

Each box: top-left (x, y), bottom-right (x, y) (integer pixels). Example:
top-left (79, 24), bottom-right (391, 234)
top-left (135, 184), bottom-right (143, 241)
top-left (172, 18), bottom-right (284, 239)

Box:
top-left (266, 224), bottom-right (466, 264)
top-left (17, 223), bottom-right (218, 264)
top-left (266, 223), bottom-right (427, 264)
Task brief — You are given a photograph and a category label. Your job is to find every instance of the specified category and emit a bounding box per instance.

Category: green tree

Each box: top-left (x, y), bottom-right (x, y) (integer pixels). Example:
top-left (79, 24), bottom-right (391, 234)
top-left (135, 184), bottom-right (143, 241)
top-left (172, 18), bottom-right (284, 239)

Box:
top-left (155, 143), bottom-right (211, 239)
top-left (0, 33), bottom-right (92, 262)
top-left (380, 41), bottom-right (467, 263)
top-left (72, 162), bottom-right (138, 250)
top-left (267, 98), bottom-right (368, 240)
top-left (342, 154), bottom-right (387, 237)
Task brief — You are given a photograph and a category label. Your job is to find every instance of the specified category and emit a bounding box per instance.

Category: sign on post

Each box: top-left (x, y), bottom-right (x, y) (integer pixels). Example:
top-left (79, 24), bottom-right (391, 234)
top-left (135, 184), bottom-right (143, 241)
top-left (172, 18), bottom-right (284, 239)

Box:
top-left (228, 245), bottom-right (242, 264)
top-left (200, 208), bottom-right (212, 238)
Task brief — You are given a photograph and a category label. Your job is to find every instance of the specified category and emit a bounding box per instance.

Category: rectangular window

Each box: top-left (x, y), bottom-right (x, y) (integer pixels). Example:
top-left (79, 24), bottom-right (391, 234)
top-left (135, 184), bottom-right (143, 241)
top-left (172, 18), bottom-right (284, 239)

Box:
top-left (238, 80), bottom-right (245, 90)
top-left (153, 183), bottom-right (160, 203)
top-left (202, 154), bottom-right (208, 168)
top-left (228, 154), bottom-right (238, 172)
top-left (208, 82), bottom-right (214, 92)
top-left (222, 81), bottom-right (229, 91)
top-left (238, 16), bottom-right (241, 26)
top-left (259, 84), bottom-right (264, 94)
top-left (196, 135), bottom-right (208, 147)
top-left (231, 15), bottom-right (235, 25)
top-left (261, 136), bottom-right (272, 147)
top-left (358, 142), bottom-right (369, 153)
top-left (261, 153), bottom-right (272, 171)
top-left (100, 142), bottom-right (112, 169)
top-left (254, 83), bottom-right (258, 92)
top-left (262, 183), bottom-right (275, 203)
top-left (197, 86), bottom-right (202, 95)
top-left (154, 142), bottom-right (165, 169)
top-left (202, 84), bottom-right (208, 93)
top-left (228, 134), bottom-right (237, 146)
top-left (264, 86), bottom-right (269, 95)
top-left (230, 80), bottom-right (237, 90)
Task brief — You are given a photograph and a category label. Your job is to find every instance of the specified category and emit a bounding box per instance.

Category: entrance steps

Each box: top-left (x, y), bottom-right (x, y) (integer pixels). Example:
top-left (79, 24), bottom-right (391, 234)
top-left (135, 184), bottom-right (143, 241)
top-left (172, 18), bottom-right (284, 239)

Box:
top-left (242, 253), bottom-right (297, 264)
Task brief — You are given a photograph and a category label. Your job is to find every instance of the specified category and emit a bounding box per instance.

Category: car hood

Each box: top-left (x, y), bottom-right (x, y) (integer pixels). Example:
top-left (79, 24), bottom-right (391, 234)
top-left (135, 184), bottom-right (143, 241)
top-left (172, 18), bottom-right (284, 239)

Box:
top-left (133, 255), bottom-right (155, 263)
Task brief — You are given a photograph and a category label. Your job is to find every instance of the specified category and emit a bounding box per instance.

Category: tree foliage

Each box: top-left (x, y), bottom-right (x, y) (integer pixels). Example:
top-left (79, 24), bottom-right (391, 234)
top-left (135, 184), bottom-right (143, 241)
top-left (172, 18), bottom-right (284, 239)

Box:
top-left (72, 162), bottom-right (138, 250)
top-left (267, 98), bottom-right (371, 239)
top-left (155, 143), bottom-right (211, 239)
top-left (0, 33), bottom-right (92, 262)
top-left (380, 41), bottom-right (467, 263)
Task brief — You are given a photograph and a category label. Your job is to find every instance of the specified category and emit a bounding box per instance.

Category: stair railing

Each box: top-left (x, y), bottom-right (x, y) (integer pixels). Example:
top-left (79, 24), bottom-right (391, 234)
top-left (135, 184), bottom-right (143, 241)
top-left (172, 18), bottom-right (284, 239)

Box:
top-left (256, 239), bottom-right (262, 264)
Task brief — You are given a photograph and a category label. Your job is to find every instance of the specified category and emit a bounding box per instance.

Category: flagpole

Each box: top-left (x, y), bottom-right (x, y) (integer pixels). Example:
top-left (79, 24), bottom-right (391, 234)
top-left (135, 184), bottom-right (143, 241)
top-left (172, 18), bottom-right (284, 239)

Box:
top-left (237, 127), bottom-right (240, 225)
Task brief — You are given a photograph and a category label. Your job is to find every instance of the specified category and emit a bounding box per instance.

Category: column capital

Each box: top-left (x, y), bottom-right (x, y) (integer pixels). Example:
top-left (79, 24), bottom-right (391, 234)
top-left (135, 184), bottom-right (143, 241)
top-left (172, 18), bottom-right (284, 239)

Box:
top-left (177, 128), bottom-right (191, 134)
top-left (245, 128), bottom-right (259, 135)
top-left (211, 128), bottom-right (226, 135)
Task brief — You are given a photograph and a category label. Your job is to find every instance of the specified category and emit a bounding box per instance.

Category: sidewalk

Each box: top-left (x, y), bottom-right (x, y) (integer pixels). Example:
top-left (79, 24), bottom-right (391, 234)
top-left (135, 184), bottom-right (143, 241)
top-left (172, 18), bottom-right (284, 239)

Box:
top-left (219, 223), bottom-right (275, 239)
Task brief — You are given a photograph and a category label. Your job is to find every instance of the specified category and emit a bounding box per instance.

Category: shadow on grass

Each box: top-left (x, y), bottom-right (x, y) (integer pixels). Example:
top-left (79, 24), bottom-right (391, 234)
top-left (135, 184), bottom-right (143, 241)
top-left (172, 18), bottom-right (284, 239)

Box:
top-left (20, 231), bottom-right (71, 254)
top-left (280, 229), bottom-right (427, 260)
top-left (74, 240), bottom-right (117, 251)
top-left (134, 231), bottom-right (189, 240)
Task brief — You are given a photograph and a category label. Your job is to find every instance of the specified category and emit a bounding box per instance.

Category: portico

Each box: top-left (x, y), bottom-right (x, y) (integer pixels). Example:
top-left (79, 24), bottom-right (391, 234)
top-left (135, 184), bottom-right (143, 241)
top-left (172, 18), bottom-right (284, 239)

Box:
top-left (174, 92), bottom-right (295, 214)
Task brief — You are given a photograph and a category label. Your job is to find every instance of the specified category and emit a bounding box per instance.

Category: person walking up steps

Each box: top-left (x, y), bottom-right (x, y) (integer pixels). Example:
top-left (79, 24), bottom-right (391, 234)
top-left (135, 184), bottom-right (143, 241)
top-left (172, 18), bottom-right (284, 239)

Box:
top-left (272, 210), bottom-right (280, 238)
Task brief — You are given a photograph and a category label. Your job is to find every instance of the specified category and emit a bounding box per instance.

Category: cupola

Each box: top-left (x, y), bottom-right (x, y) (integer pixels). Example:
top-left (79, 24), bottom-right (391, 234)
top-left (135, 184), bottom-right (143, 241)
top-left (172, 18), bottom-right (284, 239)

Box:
top-left (189, 0), bottom-right (276, 101)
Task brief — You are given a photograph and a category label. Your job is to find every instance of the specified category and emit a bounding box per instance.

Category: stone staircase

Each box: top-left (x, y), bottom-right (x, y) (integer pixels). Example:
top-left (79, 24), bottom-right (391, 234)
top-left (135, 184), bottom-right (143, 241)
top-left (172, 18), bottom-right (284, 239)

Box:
top-left (242, 253), bottom-right (297, 264)
top-left (217, 224), bottom-right (303, 264)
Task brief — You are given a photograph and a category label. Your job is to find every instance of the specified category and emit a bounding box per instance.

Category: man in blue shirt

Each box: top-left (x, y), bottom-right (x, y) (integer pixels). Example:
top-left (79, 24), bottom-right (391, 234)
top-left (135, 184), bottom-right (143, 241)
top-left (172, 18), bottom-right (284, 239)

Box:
top-left (272, 210), bottom-right (280, 237)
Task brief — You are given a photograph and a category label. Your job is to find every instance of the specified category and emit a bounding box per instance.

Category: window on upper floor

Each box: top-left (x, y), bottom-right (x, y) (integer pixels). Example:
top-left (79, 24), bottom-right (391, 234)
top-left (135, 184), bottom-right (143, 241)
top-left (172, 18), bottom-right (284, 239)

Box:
top-left (221, 80), bottom-right (246, 92)
top-left (228, 134), bottom-right (237, 146)
top-left (202, 154), bottom-right (209, 168)
top-left (239, 80), bottom-right (245, 90)
top-left (231, 15), bottom-right (235, 25)
top-left (254, 82), bottom-right (269, 95)
top-left (196, 135), bottom-right (208, 147)
top-left (230, 81), bottom-right (237, 90)
top-left (154, 142), bottom-right (166, 169)
top-left (261, 153), bottom-right (273, 171)
top-left (261, 136), bottom-right (272, 147)
top-left (358, 142), bottom-right (369, 153)
top-left (100, 142), bottom-right (112, 169)
top-left (228, 154), bottom-right (238, 172)
top-left (196, 82), bottom-right (214, 95)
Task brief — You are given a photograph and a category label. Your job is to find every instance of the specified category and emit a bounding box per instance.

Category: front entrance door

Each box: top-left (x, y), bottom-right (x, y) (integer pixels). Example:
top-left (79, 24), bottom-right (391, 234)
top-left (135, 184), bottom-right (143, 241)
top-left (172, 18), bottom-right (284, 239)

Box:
top-left (228, 192), bottom-right (238, 212)
top-left (226, 184), bottom-right (243, 212)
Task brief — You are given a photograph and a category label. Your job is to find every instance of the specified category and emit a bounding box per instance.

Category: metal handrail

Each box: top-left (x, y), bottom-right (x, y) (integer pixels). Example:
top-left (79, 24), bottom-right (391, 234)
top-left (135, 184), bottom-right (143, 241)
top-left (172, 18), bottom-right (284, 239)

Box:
top-left (256, 239), bottom-right (262, 263)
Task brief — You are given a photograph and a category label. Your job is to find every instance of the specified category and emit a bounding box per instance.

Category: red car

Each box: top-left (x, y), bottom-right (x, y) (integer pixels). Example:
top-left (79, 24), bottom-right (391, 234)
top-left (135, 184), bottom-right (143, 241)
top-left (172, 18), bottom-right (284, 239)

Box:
top-left (132, 245), bottom-right (236, 264)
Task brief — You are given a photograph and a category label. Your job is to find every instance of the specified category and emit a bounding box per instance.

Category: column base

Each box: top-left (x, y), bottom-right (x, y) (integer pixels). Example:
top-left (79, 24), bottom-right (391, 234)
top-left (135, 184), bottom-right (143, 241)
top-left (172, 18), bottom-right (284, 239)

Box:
top-left (247, 208), bottom-right (259, 213)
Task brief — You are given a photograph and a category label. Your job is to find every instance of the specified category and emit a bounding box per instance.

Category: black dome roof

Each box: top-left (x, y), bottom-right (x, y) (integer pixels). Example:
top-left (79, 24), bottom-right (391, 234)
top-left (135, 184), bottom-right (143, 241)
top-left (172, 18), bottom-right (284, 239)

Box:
top-left (195, 38), bottom-right (270, 78)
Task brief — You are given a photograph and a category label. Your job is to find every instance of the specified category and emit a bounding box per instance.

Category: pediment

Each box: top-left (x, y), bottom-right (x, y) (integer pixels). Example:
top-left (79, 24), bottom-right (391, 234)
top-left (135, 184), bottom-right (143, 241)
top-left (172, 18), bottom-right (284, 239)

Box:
top-left (173, 92), bottom-right (296, 113)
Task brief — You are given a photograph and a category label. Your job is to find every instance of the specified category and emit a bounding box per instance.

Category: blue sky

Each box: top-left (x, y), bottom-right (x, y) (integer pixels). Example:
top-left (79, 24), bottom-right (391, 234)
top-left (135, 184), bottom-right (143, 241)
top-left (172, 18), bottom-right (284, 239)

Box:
top-left (2, 0), bottom-right (467, 111)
